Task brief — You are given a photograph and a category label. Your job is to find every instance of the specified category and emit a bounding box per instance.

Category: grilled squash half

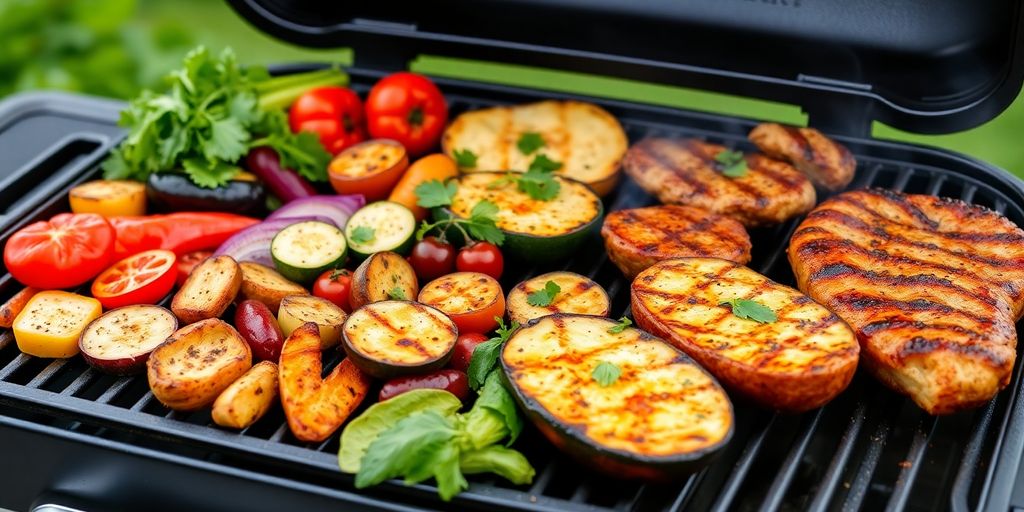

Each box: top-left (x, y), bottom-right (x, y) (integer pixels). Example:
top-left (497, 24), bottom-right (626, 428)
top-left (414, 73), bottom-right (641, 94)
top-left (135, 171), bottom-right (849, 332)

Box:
top-left (501, 314), bottom-right (733, 480)
top-left (631, 258), bottom-right (859, 412)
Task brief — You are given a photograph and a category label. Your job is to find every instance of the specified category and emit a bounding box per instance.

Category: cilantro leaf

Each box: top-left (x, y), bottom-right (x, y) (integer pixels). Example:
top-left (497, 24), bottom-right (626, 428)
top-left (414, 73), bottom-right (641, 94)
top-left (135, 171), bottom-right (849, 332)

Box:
top-left (607, 316), bottom-right (633, 334)
top-left (592, 361), bottom-right (621, 387)
top-left (452, 148), bottom-right (478, 168)
top-left (388, 286), bottom-right (408, 301)
top-left (415, 179), bottom-right (458, 208)
top-left (516, 132), bottom-right (545, 154)
top-left (468, 318), bottom-right (518, 390)
top-left (349, 226), bottom-right (375, 244)
top-left (529, 154), bottom-right (563, 173)
top-left (466, 200), bottom-right (505, 246)
top-left (715, 149), bottom-right (748, 178)
top-left (721, 298), bottom-right (777, 323)
top-left (515, 154), bottom-right (563, 201)
top-left (526, 281), bottom-right (561, 307)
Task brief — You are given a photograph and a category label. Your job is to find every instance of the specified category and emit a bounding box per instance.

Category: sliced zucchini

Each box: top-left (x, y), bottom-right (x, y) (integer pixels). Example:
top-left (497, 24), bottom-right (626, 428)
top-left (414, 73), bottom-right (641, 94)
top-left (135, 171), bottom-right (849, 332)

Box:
top-left (278, 295), bottom-right (348, 349)
top-left (506, 271), bottom-right (610, 325)
top-left (443, 172), bottom-right (603, 261)
top-left (501, 314), bottom-right (734, 480)
top-left (271, 221), bottom-right (347, 284)
top-left (341, 300), bottom-right (458, 379)
top-left (345, 201), bottom-right (417, 259)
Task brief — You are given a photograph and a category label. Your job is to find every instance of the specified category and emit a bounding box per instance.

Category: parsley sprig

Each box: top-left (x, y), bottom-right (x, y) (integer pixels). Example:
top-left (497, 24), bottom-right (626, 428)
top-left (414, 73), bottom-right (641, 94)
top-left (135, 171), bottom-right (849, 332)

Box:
top-left (526, 281), bottom-right (561, 307)
top-left (607, 316), bottom-right (633, 334)
top-left (488, 154), bottom-right (563, 201)
top-left (452, 148), bottom-right (477, 168)
top-left (466, 318), bottom-right (519, 390)
top-left (592, 361), bottom-right (621, 387)
top-left (517, 132), bottom-right (545, 154)
top-left (714, 149), bottom-right (748, 178)
top-left (721, 298), bottom-right (776, 323)
top-left (349, 226), bottom-right (375, 244)
top-left (388, 286), bottom-right (408, 301)
top-left (413, 180), bottom-right (505, 246)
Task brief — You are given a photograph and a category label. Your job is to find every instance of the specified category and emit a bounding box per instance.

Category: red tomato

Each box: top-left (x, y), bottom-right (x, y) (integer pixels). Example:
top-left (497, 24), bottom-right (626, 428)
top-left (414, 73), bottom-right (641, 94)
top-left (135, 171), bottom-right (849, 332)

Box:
top-left (91, 250), bottom-right (177, 309)
top-left (289, 87), bottom-right (366, 154)
top-left (365, 72), bottom-right (447, 156)
top-left (456, 242), bottom-right (504, 280)
top-left (312, 268), bottom-right (353, 313)
top-left (176, 250), bottom-right (212, 287)
top-left (449, 332), bottom-right (489, 373)
top-left (408, 237), bottom-right (455, 281)
top-left (4, 213), bottom-right (115, 289)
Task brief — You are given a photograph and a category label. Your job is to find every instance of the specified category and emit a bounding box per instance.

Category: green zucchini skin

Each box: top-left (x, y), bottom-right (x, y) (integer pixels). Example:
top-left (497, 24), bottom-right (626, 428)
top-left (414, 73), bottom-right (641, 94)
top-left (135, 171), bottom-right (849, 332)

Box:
top-left (500, 314), bottom-right (734, 481)
top-left (146, 172), bottom-right (266, 215)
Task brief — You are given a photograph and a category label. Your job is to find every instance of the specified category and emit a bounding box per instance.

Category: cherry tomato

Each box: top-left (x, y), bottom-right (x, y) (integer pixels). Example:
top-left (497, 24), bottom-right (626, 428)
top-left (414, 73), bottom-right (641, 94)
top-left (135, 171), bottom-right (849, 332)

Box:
top-left (4, 213), bottom-right (115, 289)
top-left (408, 237), bottom-right (455, 281)
top-left (91, 250), bottom-right (177, 309)
top-left (289, 87), bottom-right (366, 154)
top-left (456, 242), bottom-right (504, 280)
top-left (312, 268), bottom-right (353, 313)
top-left (365, 72), bottom-right (447, 156)
top-left (449, 332), bottom-right (489, 373)
top-left (175, 250), bottom-right (212, 287)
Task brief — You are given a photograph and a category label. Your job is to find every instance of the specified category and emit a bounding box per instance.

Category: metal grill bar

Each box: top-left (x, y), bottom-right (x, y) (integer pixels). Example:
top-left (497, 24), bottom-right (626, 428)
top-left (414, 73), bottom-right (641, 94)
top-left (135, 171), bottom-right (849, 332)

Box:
top-left (758, 409), bottom-right (826, 512)
top-left (709, 415), bottom-right (777, 512)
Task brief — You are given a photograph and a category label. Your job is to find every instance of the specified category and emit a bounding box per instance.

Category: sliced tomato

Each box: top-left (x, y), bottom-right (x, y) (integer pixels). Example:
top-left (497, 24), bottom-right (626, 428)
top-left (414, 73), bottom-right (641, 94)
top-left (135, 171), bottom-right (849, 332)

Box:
top-left (91, 250), bottom-right (177, 309)
top-left (3, 213), bottom-right (115, 289)
top-left (176, 250), bottom-right (213, 287)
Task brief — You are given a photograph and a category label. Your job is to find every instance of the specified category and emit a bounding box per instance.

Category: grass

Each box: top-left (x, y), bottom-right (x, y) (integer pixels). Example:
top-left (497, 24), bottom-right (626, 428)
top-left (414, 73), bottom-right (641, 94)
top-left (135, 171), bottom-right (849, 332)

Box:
top-left (139, 0), bottom-right (1024, 179)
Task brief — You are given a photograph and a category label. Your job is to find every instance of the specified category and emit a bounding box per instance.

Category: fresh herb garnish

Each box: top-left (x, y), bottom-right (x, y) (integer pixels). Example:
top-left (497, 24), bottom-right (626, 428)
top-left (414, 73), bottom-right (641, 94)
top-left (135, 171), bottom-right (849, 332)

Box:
top-left (607, 316), bottom-right (633, 334)
top-left (467, 318), bottom-right (519, 390)
top-left (714, 149), bottom-right (748, 178)
top-left (388, 286), bottom-right (408, 301)
top-left (415, 199), bottom-right (505, 246)
top-left (721, 298), bottom-right (777, 323)
top-left (349, 226), bottom-right (375, 244)
top-left (489, 154), bottom-right (563, 201)
top-left (526, 281), bottom-right (561, 307)
top-left (592, 361), bottom-right (621, 387)
top-left (102, 46), bottom-right (342, 188)
top-left (452, 148), bottom-right (478, 168)
top-left (414, 179), bottom-right (458, 208)
top-left (516, 132), bottom-right (545, 155)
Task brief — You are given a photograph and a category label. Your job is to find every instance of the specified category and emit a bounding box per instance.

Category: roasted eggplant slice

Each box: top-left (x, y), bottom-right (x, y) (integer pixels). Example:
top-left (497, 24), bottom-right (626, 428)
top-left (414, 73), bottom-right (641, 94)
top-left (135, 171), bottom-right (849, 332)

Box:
top-left (501, 314), bottom-right (733, 480)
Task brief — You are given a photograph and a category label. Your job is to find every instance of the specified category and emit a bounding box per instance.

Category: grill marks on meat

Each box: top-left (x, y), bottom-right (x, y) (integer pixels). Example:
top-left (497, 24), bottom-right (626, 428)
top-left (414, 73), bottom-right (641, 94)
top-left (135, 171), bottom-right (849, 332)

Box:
top-left (749, 123), bottom-right (856, 191)
top-left (601, 205), bottom-right (752, 279)
top-left (788, 189), bottom-right (1024, 414)
top-left (623, 138), bottom-right (815, 227)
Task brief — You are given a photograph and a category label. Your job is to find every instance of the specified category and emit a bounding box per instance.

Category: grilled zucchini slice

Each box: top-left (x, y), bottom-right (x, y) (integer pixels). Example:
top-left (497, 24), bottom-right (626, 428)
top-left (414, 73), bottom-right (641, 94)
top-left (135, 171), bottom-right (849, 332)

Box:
top-left (631, 257), bottom-right (860, 412)
top-left (506, 271), bottom-right (610, 324)
top-left (344, 201), bottom-right (417, 259)
top-left (501, 314), bottom-right (733, 480)
top-left (271, 220), bottom-right (347, 284)
top-left (341, 300), bottom-right (458, 378)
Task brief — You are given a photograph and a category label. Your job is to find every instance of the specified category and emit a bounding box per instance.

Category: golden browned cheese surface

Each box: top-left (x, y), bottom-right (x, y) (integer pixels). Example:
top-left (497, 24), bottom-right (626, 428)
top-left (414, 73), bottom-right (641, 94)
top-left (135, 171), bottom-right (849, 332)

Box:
top-left (601, 205), bottom-right (752, 279)
top-left (631, 258), bottom-right (859, 412)
top-left (502, 315), bottom-right (733, 457)
top-left (622, 138), bottom-right (816, 227)
top-left (748, 123), bottom-right (856, 191)
top-left (788, 189), bottom-right (1024, 414)
top-left (442, 100), bottom-right (627, 195)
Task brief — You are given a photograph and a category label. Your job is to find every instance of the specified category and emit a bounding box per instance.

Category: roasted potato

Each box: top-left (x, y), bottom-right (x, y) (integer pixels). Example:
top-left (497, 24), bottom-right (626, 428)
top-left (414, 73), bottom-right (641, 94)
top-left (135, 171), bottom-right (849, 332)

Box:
top-left (212, 361), bottom-right (279, 429)
top-left (349, 251), bottom-right (418, 310)
top-left (147, 319), bottom-right (253, 411)
top-left (171, 255), bottom-right (242, 324)
top-left (506, 271), bottom-right (609, 325)
top-left (237, 262), bottom-right (308, 314)
top-left (277, 295), bottom-right (347, 349)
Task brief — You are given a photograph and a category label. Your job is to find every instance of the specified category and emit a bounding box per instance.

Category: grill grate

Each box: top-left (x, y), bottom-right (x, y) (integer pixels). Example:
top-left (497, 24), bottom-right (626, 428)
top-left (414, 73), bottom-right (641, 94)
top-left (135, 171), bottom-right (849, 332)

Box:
top-left (2, 77), bottom-right (1024, 512)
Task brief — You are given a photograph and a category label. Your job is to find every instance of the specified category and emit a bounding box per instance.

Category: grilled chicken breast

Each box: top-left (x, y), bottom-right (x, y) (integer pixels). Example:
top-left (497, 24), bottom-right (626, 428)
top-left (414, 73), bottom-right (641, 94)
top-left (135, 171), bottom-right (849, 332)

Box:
top-left (601, 205), bottom-right (752, 279)
top-left (631, 258), bottom-right (859, 412)
top-left (442, 100), bottom-right (627, 196)
top-left (748, 123), bottom-right (856, 191)
top-left (788, 189), bottom-right (1024, 414)
top-left (623, 138), bottom-right (816, 227)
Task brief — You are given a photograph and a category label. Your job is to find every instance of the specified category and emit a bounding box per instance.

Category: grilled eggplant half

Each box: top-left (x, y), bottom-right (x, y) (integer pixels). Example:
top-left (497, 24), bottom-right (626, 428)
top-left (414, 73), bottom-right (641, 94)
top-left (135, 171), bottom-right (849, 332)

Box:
top-left (631, 258), bottom-right (860, 412)
top-left (341, 300), bottom-right (458, 379)
top-left (501, 314), bottom-right (733, 480)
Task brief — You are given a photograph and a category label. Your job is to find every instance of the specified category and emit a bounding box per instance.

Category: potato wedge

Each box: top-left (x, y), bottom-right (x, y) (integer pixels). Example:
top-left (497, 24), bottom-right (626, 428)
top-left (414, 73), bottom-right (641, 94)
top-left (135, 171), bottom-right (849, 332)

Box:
top-left (171, 255), bottom-right (242, 324)
top-left (278, 295), bottom-right (347, 349)
top-left (0, 287), bottom-right (39, 328)
top-left (13, 291), bottom-right (102, 358)
top-left (238, 262), bottom-right (308, 314)
top-left (280, 322), bottom-right (371, 442)
top-left (506, 271), bottom-right (609, 325)
top-left (147, 319), bottom-right (253, 411)
top-left (79, 305), bottom-right (178, 375)
top-left (349, 251), bottom-right (418, 310)
top-left (212, 361), bottom-right (279, 429)
top-left (631, 258), bottom-right (859, 412)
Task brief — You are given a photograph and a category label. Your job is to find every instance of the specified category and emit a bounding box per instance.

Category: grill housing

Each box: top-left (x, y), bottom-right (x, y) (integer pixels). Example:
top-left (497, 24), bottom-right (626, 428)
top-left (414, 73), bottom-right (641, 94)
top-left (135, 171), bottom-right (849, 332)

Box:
top-left (2, 70), bottom-right (1024, 512)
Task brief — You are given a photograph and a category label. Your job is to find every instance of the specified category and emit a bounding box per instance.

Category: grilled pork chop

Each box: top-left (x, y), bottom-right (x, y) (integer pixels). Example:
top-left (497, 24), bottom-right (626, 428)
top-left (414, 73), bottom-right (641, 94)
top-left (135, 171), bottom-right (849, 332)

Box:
top-left (623, 138), bottom-right (815, 227)
top-left (601, 205), bottom-right (752, 279)
top-left (749, 123), bottom-right (856, 191)
top-left (788, 189), bottom-right (1024, 414)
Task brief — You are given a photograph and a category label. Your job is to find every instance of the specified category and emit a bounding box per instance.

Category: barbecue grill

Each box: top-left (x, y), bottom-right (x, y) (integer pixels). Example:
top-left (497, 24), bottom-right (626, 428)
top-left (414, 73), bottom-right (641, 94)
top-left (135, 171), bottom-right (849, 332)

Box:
top-left (3, 2), bottom-right (1024, 511)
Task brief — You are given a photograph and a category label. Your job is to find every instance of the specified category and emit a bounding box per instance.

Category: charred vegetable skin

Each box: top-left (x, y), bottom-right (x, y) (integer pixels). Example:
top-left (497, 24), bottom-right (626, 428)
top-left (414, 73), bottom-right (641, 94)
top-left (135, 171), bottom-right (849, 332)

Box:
top-left (146, 173), bottom-right (266, 215)
top-left (501, 314), bottom-right (733, 480)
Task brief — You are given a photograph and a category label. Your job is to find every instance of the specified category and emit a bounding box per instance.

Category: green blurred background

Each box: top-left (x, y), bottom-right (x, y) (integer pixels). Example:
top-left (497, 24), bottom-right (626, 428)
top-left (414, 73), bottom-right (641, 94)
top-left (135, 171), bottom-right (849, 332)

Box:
top-left (4, 0), bottom-right (1023, 179)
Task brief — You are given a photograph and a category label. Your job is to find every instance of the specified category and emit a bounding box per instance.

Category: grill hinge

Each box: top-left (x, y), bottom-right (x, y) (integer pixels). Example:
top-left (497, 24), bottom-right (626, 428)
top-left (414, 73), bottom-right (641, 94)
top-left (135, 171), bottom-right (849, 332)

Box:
top-left (797, 75), bottom-right (874, 138)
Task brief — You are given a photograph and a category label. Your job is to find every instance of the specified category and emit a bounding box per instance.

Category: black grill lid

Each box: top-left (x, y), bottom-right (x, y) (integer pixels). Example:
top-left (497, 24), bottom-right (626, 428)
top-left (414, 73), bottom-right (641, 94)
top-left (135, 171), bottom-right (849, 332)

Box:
top-left (227, 0), bottom-right (1024, 137)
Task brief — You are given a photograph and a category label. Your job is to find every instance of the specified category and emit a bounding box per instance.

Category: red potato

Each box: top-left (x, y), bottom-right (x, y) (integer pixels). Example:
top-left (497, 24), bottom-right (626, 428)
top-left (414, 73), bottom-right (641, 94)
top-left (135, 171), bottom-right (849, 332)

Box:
top-left (234, 300), bottom-right (285, 362)
top-left (449, 332), bottom-right (488, 373)
top-left (379, 369), bottom-right (470, 402)
top-left (79, 305), bottom-right (178, 375)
